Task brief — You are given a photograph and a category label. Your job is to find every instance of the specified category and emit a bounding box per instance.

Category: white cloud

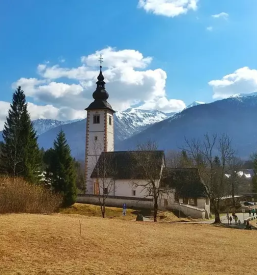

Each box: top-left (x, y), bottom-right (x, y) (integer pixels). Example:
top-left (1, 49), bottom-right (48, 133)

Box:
top-left (138, 0), bottom-right (198, 17)
top-left (209, 67), bottom-right (257, 99)
top-left (27, 103), bottom-right (85, 121)
top-left (0, 101), bottom-right (11, 130)
top-left (12, 47), bottom-right (185, 124)
top-left (0, 100), bottom-right (86, 130)
top-left (212, 12), bottom-right (229, 19)
top-left (139, 97), bottom-right (186, 112)
top-left (206, 26), bottom-right (213, 31)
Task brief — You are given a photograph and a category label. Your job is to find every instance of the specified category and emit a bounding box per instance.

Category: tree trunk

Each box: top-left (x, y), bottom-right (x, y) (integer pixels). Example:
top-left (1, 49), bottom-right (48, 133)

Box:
top-left (214, 211), bottom-right (221, 223)
top-left (101, 202), bottom-right (105, 218)
top-left (153, 196), bottom-right (158, 222)
top-left (213, 200), bottom-right (221, 223)
top-left (231, 176), bottom-right (236, 209)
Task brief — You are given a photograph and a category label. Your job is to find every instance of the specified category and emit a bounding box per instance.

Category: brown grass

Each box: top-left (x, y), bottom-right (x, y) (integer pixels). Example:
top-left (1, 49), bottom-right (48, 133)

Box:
top-left (0, 177), bottom-right (61, 214)
top-left (1, 214), bottom-right (257, 275)
top-left (59, 203), bottom-right (186, 222)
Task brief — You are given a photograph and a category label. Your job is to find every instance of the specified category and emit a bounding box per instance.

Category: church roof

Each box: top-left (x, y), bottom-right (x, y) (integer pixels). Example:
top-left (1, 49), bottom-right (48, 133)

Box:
top-left (160, 167), bottom-right (208, 198)
top-left (91, 151), bottom-right (164, 180)
top-left (86, 66), bottom-right (115, 112)
top-left (86, 100), bottom-right (114, 111)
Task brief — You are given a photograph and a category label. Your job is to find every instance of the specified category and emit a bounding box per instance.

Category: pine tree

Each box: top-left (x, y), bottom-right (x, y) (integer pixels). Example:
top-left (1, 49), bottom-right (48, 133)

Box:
top-left (49, 130), bottom-right (77, 207)
top-left (1, 87), bottom-right (42, 183)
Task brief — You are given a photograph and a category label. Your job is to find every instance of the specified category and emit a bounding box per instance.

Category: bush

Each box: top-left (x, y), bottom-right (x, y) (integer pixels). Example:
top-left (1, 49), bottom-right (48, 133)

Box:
top-left (0, 177), bottom-right (62, 214)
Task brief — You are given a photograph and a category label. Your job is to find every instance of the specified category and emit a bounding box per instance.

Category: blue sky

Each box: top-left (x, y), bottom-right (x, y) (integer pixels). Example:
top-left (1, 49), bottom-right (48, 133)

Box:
top-left (0, 0), bottom-right (257, 125)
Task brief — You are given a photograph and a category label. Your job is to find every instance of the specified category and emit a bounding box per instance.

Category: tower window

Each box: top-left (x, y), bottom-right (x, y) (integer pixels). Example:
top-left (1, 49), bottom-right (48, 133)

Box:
top-left (93, 115), bottom-right (100, 124)
top-left (132, 190), bottom-right (136, 196)
top-left (109, 116), bottom-right (112, 125)
top-left (94, 136), bottom-right (97, 141)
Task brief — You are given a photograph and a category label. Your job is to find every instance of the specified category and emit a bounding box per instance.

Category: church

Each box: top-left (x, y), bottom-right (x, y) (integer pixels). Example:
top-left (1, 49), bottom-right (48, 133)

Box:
top-left (80, 60), bottom-right (210, 219)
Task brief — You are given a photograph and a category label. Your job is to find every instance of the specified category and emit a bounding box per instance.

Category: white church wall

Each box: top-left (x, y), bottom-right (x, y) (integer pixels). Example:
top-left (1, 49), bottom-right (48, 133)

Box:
top-left (114, 179), bottom-right (151, 198)
top-left (105, 110), bottom-right (114, 152)
top-left (87, 110), bottom-right (105, 131)
top-left (91, 178), bottom-right (153, 198)
top-left (85, 110), bottom-right (106, 194)
top-left (87, 133), bottom-right (105, 155)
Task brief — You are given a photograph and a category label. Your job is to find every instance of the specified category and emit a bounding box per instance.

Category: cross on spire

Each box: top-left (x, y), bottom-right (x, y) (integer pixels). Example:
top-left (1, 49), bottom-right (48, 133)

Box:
top-left (98, 54), bottom-right (103, 69)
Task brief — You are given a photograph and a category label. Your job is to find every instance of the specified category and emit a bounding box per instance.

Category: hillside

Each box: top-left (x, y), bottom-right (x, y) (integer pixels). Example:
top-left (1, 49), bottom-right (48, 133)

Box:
top-left (37, 109), bottom-right (173, 158)
top-left (118, 95), bottom-right (257, 159)
top-left (33, 119), bottom-right (82, 135)
top-left (1, 95), bottom-right (257, 159)
top-left (0, 214), bottom-right (256, 274)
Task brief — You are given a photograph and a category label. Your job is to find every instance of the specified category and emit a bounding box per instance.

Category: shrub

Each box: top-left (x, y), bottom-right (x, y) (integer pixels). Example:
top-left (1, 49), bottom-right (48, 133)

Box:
top-left (0, 177), bottom-right (62, 214)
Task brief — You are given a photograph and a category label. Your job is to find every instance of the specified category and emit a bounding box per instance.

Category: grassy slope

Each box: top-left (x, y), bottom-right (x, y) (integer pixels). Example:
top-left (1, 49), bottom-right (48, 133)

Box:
top-left (59, 203), bottom-right (186, 222)
top-left (1, 214), bottom-right (257, 274)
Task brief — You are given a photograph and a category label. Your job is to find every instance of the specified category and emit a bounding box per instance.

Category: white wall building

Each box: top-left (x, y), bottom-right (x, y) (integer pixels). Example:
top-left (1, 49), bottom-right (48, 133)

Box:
top-left (83, 65), bottom-right (210, 219)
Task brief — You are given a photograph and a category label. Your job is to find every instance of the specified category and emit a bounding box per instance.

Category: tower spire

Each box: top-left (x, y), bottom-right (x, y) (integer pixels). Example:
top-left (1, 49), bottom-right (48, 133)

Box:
top-left (99, 54), bottom-right (103, 70)
top-left (96, 54), bottom-right (104, 83)
top-left (85, 53), bottom-right (114, 112)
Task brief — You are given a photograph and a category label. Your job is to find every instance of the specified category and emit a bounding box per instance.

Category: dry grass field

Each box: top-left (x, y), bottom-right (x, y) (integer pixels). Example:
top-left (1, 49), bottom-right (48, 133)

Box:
top-left (59, 203), bottom-right (187, 222)
top-left (1, 213), bottom-right (257, 275)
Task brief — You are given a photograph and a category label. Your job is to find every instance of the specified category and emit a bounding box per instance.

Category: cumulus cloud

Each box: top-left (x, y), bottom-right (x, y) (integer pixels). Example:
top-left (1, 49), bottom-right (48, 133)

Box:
top-left (12, 47), bottom-right (185, 124)
top-left (0, 100), bottom-right (86, 130)
top-left (206, 26), bottom-right (213, 31)
top-left (212, 12), bottom-right (229, 19)
top-left (27, 103), bottom-right (85, 121)
top-left (139, 97), bottom-right (186, 113)
top-left (138, 0), bottom-right (198, 17)
top-left (0, 101), bottom-right (11, 130)
top-left (209, 67), bottom-right (257, 99)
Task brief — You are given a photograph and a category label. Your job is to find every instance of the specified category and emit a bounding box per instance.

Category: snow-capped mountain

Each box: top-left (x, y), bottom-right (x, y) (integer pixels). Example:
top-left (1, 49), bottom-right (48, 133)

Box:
top-left (32, 119), bottom-right (83, 135)
top-left (37, 108), bottom-right (175, 159)
top-left (186, 101), bottom-right (205, 109)
top-left (118, 94), bottom-right (257, 159)
top-left (115, 108), bottom-right (175, 140)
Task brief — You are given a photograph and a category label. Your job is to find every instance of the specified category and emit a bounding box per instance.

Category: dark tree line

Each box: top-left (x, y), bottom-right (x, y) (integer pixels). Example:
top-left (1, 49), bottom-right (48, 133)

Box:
top-left (0, 86), bottom-right (78, 207)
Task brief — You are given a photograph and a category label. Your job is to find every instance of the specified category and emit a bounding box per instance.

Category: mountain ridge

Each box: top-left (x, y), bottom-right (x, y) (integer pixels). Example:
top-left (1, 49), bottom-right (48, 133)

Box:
top-left (116, 95), bottom-right (257, 159)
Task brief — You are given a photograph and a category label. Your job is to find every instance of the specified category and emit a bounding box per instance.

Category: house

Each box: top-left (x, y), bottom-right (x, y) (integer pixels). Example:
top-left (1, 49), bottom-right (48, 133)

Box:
top-left (90, 150), bottom-right (165, 198)
top-left (159, 168), bottom-right (210, 219)
top-left (79, 60), bottom-right (211, 219)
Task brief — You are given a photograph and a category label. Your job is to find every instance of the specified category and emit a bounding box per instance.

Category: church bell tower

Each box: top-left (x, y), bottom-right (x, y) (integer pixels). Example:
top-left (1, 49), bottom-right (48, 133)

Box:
top-left (85, 56), bottom-right (115, 194)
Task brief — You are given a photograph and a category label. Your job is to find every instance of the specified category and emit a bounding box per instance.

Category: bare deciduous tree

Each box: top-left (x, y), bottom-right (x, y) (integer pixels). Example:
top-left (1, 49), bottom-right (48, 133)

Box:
top-left (131, 140), bottom-right (164, 222)
top-left (226, 156), bottom-right (244, 209)
top-left (166, 150), bottom-right (192, 168)
top-left (183, 133), bottom-right (234, 223)
top-left (91, 141), bottom-right (116, 218)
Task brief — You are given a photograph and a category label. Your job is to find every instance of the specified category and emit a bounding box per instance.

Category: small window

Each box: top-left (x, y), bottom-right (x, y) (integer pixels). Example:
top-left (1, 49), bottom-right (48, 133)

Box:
top-left (132, 190), bottom-right (136, 196)
top-left (94, 136), bottom-right (97, 141)
top-left (103, 187), bottom-right (108, 195)
top-left (93, 115), bottom-right (100, 124)
top-left (109, 116), bottom-right (112, 125)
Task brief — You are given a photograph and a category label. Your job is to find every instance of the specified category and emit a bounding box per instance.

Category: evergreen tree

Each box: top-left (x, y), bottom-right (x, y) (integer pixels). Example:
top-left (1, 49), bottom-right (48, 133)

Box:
top-left (1, 87), bottom-right (42, 183)
top-left (48, 130), bottom-right (77, 207)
